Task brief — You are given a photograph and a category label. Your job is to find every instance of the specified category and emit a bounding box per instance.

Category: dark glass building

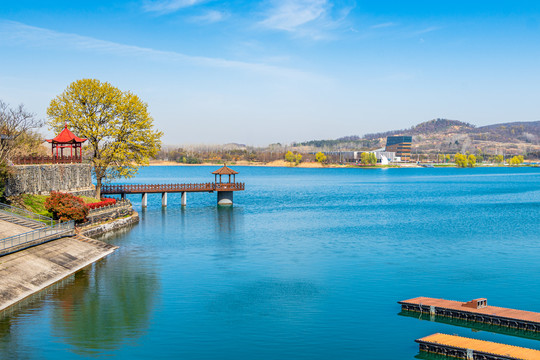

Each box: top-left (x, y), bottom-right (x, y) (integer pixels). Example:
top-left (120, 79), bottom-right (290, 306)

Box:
top-left (385, 135), bottom-right (412, 161)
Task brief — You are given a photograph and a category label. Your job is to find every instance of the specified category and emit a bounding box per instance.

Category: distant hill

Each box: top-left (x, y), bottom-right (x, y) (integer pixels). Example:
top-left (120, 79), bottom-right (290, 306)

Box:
top-left (364, 119), bottom-right (474, 140)
top-left (291, 118), bottom-right (540, 156)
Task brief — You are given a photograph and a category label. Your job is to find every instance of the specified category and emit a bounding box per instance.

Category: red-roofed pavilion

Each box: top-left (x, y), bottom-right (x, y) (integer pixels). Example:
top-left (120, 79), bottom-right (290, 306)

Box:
top-left (45, 124), bottom-right (87, 162)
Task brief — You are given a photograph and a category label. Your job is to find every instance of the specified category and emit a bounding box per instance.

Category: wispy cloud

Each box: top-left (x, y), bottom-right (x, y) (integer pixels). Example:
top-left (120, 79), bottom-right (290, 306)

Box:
top-left (371, 22), bottom-right (397, 29)
top-left (260, 0), bottom-right (329, 32)
top-left (142, 0), bottom-right (207, 15)
top-left (189, 10), bottom-right (227, 24)
top-left (0, 20), bottom-right (313, 79)
top-left (411, 26), bottom-right (441, 36)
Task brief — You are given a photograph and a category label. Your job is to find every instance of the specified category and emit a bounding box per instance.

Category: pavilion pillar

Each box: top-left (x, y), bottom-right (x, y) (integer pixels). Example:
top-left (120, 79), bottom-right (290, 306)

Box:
top-left (181, 192), bottom-right (187, 206)
top-left (217, 191), bottom-right (233, 206)
top-left (162, 192), bottom-right (168, 207)
top-left (121, 193), bottom-right (126, 200)
top-left (142, 193), bottom-right (148, 207)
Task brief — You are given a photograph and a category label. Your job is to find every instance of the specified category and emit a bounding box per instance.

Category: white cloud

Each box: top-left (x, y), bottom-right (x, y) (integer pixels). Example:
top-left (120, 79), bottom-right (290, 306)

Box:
top-left (0, 20), bottom-right (312, 79)
top-left (259, 0), bottom-right (329, 32)
top-left (142, 0), bottom-right (207, 14)
top-left (189, 10), bottom-right (227, 23)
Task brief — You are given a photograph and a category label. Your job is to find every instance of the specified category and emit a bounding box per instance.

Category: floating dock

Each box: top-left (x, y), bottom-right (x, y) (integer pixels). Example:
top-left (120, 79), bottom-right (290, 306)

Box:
top-left (399, 297), bottom-right (540, 332)
top-left (416, 333), bottom-right (540, 360)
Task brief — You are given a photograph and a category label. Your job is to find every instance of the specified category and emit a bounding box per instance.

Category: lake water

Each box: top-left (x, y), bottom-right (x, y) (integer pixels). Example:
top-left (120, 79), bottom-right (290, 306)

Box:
top-left (1, 166), bottom-right (540, 359)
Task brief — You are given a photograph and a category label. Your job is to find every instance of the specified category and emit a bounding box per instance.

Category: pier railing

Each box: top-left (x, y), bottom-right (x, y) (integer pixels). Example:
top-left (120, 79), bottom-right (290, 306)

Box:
top-left (10, 155), bottom-right (83, 165)
top-left (0, 221), bottom-right (75, 255)
top-left (0, 203), bottom-right (55, 226)
top-left (101, 182), bottom-right (245, 194)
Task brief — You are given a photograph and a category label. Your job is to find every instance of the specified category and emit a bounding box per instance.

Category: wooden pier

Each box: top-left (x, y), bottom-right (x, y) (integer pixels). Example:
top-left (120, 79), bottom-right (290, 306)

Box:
top-left (399, 297), bottom-right (540, 332)
top-left (416, 333), bottom-right (540, 360)
top-left (101, 165), bottom-right (245, 207)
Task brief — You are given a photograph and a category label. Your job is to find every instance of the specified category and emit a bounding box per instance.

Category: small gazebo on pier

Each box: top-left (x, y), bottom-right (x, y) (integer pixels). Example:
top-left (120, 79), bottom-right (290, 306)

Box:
top-left (212, 165), bottom-right (238, 184)
top-left (45, 124), bottom-right (87, 163)
top-left (212, 165), bottom-right (240, 205)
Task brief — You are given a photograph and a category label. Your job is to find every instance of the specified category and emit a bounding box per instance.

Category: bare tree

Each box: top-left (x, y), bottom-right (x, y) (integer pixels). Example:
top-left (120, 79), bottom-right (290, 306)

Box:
top-left (0, 100), bottom-right (43, 163)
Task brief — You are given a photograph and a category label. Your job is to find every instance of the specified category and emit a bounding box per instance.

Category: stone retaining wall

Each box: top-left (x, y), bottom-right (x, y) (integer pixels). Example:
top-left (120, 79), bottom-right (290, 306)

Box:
top-left (5, 164), bottom-right (95, 197)
top-left (86, 201), bottom-right (133, 225)
top-left (80, 212), bottom-right (139, 238)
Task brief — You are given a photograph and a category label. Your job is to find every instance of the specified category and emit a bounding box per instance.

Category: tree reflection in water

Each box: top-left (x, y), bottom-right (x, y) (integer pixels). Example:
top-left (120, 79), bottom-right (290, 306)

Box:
top-left (51, 253), bottom-right (159, 356)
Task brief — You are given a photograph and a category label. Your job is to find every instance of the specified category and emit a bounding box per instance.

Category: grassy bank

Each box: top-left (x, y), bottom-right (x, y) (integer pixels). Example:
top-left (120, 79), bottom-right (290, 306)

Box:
top-left (11, 194), bottom-right (100, 218)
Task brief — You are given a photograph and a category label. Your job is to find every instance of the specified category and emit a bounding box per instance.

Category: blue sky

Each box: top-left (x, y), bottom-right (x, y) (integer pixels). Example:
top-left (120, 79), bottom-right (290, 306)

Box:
top-left (1, 1), bottom-right (539, 145)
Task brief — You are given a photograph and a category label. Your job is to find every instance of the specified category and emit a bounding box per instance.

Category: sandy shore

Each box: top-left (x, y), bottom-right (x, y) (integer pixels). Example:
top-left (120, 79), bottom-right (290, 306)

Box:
top-left (149, 160), bottom-right (342, 168)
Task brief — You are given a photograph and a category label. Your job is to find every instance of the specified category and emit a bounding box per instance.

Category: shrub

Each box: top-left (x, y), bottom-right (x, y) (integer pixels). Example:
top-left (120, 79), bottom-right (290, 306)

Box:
top-left (87, 197), bottom-right (116, 210)
top-left (45, 192), bottom-right (89, 222)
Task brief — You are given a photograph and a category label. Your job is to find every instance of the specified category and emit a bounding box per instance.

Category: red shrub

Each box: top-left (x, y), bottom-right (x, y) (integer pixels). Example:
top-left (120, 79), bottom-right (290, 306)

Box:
top-left (45, 192), bottom-right (89, 223)
top-left (87, 197), bottom-right (116, 210)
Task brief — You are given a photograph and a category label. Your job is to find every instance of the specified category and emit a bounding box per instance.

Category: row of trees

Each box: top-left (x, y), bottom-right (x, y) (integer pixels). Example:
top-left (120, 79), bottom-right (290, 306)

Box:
top-left (438, 152), bottom-right (526, 165)
top-left (454, 153), bottom-right (477, 167)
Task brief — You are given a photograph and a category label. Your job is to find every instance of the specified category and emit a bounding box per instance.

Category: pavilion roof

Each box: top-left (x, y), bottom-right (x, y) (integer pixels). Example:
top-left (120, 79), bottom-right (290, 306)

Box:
top-left (212, 165), bottom-right (238, 175)
top-left (46, 124), bottom-right (87, 144)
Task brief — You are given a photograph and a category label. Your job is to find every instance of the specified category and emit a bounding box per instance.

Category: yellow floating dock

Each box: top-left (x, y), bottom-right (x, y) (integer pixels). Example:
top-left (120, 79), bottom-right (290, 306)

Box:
top-left (416, 333), bottom-right (540, 360)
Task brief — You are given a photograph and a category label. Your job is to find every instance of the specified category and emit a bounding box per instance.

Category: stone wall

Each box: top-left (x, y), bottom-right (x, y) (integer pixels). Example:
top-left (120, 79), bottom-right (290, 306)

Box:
top-left (5, 164), bottom-right (95, 197)
top-left (85, 201), bottom-right (133, 225)
top-left (81, 212), bottom-right (139, 238)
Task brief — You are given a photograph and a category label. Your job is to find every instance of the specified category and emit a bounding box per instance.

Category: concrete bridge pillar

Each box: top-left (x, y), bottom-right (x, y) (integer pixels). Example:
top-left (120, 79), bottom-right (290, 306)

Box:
top-left (217, 191), bottom-right (233, 206)
top-left (142, 193), bottom-right (148, 207)
top-left (181, 192), bottom-right (187, 206)
top-left (162, 192), bottom-right (167, 207)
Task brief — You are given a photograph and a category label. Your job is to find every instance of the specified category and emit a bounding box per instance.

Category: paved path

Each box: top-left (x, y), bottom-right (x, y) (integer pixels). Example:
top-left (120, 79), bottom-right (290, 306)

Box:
top-left (0, 218), bottom-right (118, 312)
top-left (0, 219), bottom-right (33, 238)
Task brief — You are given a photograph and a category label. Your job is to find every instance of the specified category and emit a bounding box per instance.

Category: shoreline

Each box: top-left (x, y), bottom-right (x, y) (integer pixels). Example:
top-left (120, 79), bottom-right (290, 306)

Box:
top-left (148, 160), bottom-right (536, 169)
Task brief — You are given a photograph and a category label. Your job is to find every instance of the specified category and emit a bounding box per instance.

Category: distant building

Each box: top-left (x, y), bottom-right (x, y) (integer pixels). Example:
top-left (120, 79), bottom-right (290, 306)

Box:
top-left (385, 136), bottom-right (412, 161)
top-left (371, 148), bottom-right (400, 163)
top-left (324, 150), bottom-right (400, 164)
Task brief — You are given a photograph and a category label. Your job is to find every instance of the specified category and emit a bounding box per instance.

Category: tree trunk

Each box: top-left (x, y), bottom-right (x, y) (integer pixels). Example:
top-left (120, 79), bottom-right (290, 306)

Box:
top-left (96, 177), bottom-right (102, 199)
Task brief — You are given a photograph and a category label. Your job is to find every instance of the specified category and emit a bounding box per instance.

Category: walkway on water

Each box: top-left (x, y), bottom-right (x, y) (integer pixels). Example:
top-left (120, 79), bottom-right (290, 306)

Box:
top-left (399, 297), bottom-right (540, 332)
top-left (416, 333), bottom-right (540, 359)
top-left (101, 182), bottom-right (245, 207)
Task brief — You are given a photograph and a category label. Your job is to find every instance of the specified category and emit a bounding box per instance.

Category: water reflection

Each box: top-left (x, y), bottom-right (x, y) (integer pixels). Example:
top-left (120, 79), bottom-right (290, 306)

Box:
top-left (0, 278), bottom-right (76, 359)
top-left (399, 310), bottom-right (540, 341)
top-left (51, 254), bottom-right (159, 356)
top-left (215, 206), bottom-right (243, 238)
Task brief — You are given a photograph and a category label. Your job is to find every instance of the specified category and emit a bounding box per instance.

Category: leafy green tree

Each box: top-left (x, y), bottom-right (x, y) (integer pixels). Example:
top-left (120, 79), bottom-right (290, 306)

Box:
top-left (285, 151), bottom-right (296, 164)
top-left (445, 154), bottom-right (451, 163)
top-left (508, 155), bottom-right (524, 165)
top-left (295, 153), bottom-right (302, 165)
top-left (47, 79), bottom-right (163, 198)
top-left (369, 153), bottom-right (377, 165)
top-left (494, 155), bottom-right (504, 164)
top-left (360, 152), bottom-right (369, 165)
top-left (467, 154), bottom-right (476, 167)
top-left (360, 152), bottom-right (377, 165)
top-left (454, 152), bottom-right (468, 167)
top-left (315, 151), bottom-right (327, 164)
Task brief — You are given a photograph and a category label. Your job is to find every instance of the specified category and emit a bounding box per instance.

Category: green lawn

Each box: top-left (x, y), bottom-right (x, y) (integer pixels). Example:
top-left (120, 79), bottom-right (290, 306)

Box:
top-left (18, 194), bottom-right (101, 218)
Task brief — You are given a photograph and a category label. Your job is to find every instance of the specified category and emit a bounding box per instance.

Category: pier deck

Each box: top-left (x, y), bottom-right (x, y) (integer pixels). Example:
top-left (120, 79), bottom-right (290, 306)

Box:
top-left (399, 297), bottom-right (540, 332)
top-left (416, 333), bottom-right (540, 360)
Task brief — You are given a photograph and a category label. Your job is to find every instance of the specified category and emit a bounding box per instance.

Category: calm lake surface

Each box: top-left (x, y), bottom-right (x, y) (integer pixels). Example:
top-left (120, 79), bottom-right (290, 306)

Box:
top-left (1, 166), bottom-right (540, 359)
